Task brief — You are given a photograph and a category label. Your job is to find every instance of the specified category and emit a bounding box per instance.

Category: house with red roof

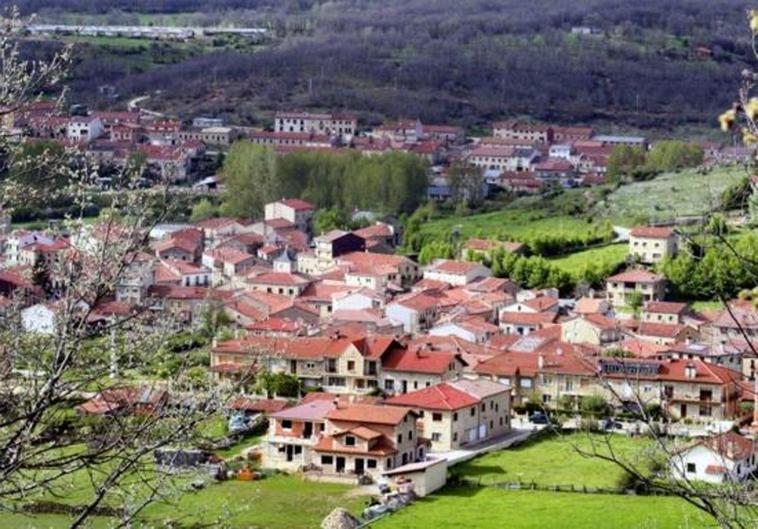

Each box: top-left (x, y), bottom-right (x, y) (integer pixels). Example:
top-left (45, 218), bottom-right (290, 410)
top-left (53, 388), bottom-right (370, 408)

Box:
top-left (380, 344), bottom-right (467, 394)
top-left (634, 321), bottom-right (697, 346)
top-left (423, 259), bottom-right (491, 287)
top-left (606, 269), bottom-right (666, 307)
top-left (641, 301), bottom-right (689, 324)
top-left (315, 404), bottom-right (426, 477)
top-left (492, 121), bottom-right (554, 143)
top-left (247, 271), bottom-right (312, 298)
top-left (385, 378), bottom-right (511, 451)
top-left (264, 198), bottom-right (315, 234)
top-left (352, 222), bottom-right (398, 250)
top-left (154, 228), bottom-right (204, 263)
top-left (670, 431), bottom-right (756, 484)
top-left (386, 290), bottom-right (444, 334)
top-left (429, 316), bottom-right (500, 344)
top-left (629, 225), bottom-right (678, 264)
top-left (264, 397), bottom-right (336, 471)
top-left (337, 251), bottom-right (421, 290)
top-left (560, 314), bottom-right (623, 345)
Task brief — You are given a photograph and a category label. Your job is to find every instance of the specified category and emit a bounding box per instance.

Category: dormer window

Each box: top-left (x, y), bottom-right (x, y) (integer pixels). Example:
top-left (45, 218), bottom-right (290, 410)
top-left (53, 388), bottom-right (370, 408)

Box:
top-left (345, 435), bottom-right (356, 446)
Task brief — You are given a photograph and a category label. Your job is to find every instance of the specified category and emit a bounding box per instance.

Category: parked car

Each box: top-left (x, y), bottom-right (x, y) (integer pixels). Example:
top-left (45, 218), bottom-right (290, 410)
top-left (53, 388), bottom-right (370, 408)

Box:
top-left (529, 411), bottom-right (550, 424)
top-left (602, 418), bottom-right (623, 431)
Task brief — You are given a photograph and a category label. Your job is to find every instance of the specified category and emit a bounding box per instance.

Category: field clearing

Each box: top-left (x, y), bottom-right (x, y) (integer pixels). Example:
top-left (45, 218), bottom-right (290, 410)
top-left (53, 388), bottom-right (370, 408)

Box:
top-left (372, 487), bottom-right (710, 529)
top-left (600, 165), bottom-right (745, 223)
top-left (455, 433), bottom-right (654, 488)
top-left (547, 243), bottom-right (627, 277)
top-left (419, 209), bottom-right (606, 244)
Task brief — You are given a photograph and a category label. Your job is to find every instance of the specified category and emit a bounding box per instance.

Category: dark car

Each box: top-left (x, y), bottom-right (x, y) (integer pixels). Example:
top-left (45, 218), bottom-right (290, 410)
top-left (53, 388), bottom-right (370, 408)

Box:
top-left (529, 411), bottom-right (550, 424)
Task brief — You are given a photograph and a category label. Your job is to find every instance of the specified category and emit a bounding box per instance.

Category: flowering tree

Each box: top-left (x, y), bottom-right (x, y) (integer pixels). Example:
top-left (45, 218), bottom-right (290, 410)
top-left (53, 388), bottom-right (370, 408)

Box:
top-left (0, 10), bottom-right (250, 528)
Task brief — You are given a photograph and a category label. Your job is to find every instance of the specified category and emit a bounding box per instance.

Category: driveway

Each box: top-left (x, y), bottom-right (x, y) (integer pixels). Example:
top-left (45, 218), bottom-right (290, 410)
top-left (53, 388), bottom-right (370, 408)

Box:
top-left (430, 428), bottom-right (535, 466)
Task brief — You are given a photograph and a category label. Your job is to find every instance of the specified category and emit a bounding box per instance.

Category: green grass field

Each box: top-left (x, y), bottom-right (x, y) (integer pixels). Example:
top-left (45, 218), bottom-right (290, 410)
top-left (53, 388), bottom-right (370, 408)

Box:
top-left (419, 208), bottom-right (606, 244)
top-left (455, 433), bottom-right (654, 489)
top-left (599, 165), bottom-right (745, 224)
top-left (372, 487), bottom-right (711, 529)
top-left (547, 243), bottom-right (627, 278)
top-left (7, 474), bottom-right (365, 529)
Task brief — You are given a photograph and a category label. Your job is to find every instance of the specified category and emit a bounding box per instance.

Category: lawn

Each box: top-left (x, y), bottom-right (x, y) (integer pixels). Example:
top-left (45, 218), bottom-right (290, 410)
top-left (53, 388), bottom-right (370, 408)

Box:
top-left (418, 208), bottom-right (607, 244)
top-left (372, 487), bottom-right (711, 529)
top-left (455, 433), bottom-right (655, 489)
top-left (138, 474), bottom-right (365, 529)
top-left (547, 243), bottom-right (627, 278)
top-left (600, 165), bottom-right (745, 224)
top-left (10, 474), bottom-right (365, 529)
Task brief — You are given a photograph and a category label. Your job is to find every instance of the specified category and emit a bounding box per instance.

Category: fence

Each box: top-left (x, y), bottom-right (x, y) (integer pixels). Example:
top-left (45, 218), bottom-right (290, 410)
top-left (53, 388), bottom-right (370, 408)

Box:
top-left (455, 475), bottom-right (677, 497)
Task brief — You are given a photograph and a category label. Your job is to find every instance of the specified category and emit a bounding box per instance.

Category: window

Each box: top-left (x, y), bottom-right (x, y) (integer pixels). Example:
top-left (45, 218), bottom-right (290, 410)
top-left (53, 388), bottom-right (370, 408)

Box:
top-left (367, 459), bottom-right (377, 469)
top-left (281, 420), bottom-right (292, 430)
top-left (385, 379), bottom-right (395, 391)
top-left (470, 407), bottom-right (476, 417)
top-left (686, 463), bottom-right (696, 473)
top-left (408, 430), bottom-right (413, 440)
top-left (347, 360), bottom-right (355, 371)
top-left (481, 403), bottom-right (486, 412)
top-left (431, 433), bottom-right (441, 441)
top-left (453, 432), bottom-right (458, 442)
top-left (397, 433), bottom-right (403, 443)
top-left (453, 412), bottom-right (458, 422)
top-left (432, 413), bottom-right (442, 422)
top-left (345, 436), bottom-right (356, 446)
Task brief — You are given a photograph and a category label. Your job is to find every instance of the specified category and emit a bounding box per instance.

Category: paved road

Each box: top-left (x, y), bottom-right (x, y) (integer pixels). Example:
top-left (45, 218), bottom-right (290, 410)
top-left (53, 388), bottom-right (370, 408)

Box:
top-left (430, 428), bottom-right (536, 466)
top-left (128, 95), bottom-right (164, 117)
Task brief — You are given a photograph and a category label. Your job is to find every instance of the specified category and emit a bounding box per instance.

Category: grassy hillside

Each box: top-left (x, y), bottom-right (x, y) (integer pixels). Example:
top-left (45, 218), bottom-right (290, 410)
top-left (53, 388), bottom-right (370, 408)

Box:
top-left (598, 165), bottom-right (746, 224)
top-left (416, 164), bottom-right (745, 251)
top-left (548, 243), bottom-right (627, 278)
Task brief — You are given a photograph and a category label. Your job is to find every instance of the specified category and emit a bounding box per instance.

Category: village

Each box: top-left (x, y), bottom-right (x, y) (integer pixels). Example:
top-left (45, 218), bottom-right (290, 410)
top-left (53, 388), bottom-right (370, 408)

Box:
top-left (1, 101), bottom-right (757, 528)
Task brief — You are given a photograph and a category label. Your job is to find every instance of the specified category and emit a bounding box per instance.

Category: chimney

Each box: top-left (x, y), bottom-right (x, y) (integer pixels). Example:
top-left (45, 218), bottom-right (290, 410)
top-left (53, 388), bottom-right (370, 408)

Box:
top-left (685, 361), bottom-right (697, 380)
top-left (538, 354), bottom-right (544, 370)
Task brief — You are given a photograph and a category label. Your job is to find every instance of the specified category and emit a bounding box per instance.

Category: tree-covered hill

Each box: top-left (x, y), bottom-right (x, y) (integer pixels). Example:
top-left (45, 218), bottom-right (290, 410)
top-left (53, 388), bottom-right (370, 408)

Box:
top-left (20, 0), bottom-right (755, 131)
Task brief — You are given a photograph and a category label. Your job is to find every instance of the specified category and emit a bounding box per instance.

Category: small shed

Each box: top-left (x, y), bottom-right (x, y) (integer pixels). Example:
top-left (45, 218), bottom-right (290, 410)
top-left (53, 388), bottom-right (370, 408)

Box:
top-left (381, 457), bottom-right (448, 497)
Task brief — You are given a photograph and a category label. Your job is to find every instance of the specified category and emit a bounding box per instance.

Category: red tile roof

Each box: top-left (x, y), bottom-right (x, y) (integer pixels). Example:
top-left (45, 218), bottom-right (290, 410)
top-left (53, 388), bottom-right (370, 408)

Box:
top-left (701, 431), bottom-right (754, 461)
top-left (607, 270), bottom-right (664, 283)
top-left (644, 301), bottom-right (687, 314)
top-left (385, 383), bottom-right (479, 411)
top-left (381, 348), bottom-right (463, 374)
top-left (313, 434), bottom-right (396, 456)
top-left (279, 198), bottom-right (315, 211)
top-left (637, 322), bottom-right (687, 338)
top-left (326, 404), bottom-right (415, 425)
top-left (630, 226), bottom-right (675, 239)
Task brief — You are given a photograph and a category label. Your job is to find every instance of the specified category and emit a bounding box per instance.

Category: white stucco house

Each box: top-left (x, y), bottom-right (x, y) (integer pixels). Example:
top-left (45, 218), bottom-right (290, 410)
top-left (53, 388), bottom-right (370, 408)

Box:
top-left (669, 431), bottom-right (756, 484)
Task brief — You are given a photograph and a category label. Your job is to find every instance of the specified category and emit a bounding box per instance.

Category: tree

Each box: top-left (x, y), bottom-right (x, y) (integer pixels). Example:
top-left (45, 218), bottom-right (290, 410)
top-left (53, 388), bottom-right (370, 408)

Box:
top-left (624, 291), bottom-right (643, 313)
top-left (606, 145), bottom-right (647, 181)
top-left (313, 207), bottom-right (348, 234)
top-left (190, 198), bottom-right (218, 222)
top-left (447, 162), bottom-right (486, 208)
top-left (579, 395), bottom-right (611, 417)
top-left (645, 140), bottom-right (704, 172)
top-left (221, 141), bottom-right (279, 218)
top-left (0, 15), bottom-right (247, 529)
